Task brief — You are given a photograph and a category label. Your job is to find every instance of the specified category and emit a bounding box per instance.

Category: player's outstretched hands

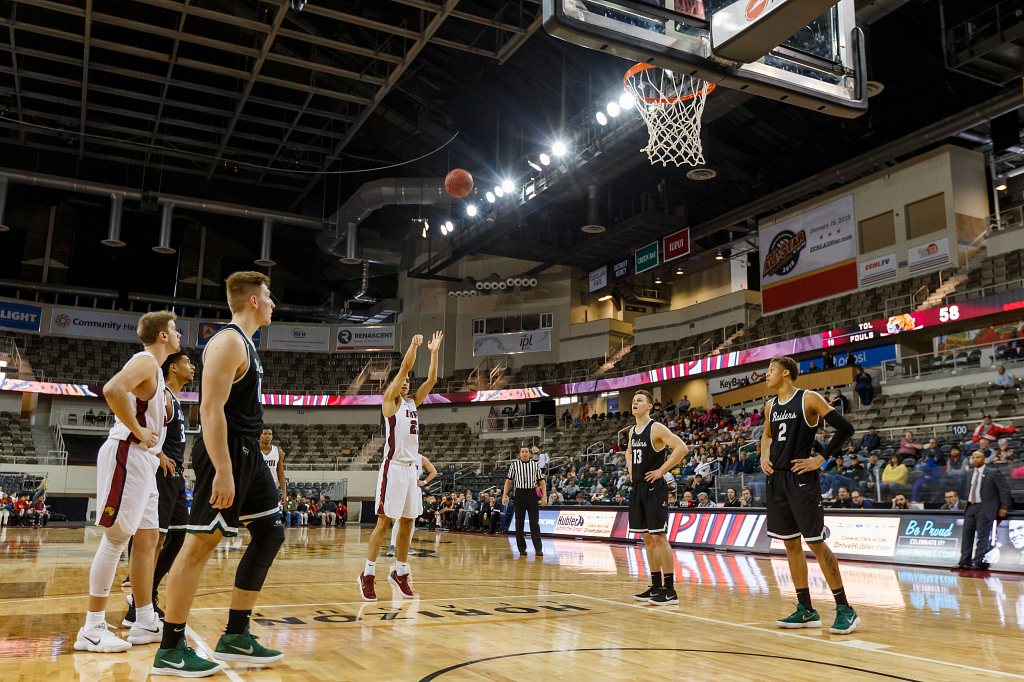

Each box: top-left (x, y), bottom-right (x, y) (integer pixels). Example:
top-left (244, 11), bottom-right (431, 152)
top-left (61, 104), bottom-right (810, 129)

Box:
top-left (410, 334), bottom-right (423, 349)
top-left (135, 427), bottom-right (159, 449)
top-left (760, 453), bottom-right (773, 476)
top-left (427, 330), bottom-right (444, 352)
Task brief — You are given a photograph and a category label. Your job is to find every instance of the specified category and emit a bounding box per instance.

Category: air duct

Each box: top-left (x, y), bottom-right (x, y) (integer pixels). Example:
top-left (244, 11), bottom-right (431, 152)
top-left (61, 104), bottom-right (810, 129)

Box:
top-left (349, 260), bottom-right (375, 303)
top-left (154, 202), bottom-right (176, 254)
top-left (0, 176), bottom-right (8, 232)
top-left (317, 177), bottom-right (451, 262)
top-left (255, 217), bottom-right (276, 267)
top-left (102, 193), bottom-right (125, 247)
top-left (581, 184), bottom-right (605, 233)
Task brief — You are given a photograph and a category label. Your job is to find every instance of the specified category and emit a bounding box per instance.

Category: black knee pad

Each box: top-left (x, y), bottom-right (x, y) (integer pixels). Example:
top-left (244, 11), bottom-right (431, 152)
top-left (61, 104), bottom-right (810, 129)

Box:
top-left (162, 530), bottom-right (185, 556)
top-left (235, 516), bottom-right (285, 592)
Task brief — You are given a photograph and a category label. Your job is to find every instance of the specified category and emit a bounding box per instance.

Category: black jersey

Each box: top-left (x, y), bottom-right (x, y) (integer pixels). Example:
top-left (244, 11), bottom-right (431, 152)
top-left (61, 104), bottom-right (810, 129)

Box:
top-left (629, 419), bottom-right (664, 480)
top-left (163, 387), bottom-right (186, 468)
top-left (767, 389), bottom-right (820, 471)
top-left (199, 323), bottom-right (264, 438)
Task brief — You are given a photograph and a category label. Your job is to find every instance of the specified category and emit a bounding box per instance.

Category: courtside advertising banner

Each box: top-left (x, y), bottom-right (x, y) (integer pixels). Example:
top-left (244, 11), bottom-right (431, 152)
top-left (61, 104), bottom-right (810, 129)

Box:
top-left (858, 253), bottom-right (898, 288)
top-left (51, 308), bottom-right (191, 343)
top-left (266, 324), bottom-right (331, 351)
top-left (589, 265), bottom-right (608, 292)
top-left (336, 326), bottom-right (395, 351)
top-left (759, 195), bottom-right (857, 312)
top-left (197, 322), bottom-right (260, 348)
top-left (907, 237), bottom-right (950, 275)
top-left (662, 228), bottom-right (690, 263)
top-left (709, 368), bottom-right (768, 395)
top-left (0, 300), bottom-right (43, 332)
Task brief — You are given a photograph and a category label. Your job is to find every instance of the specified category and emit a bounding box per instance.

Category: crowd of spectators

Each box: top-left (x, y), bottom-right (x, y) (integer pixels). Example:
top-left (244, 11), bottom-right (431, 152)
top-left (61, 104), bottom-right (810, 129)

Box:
top-left (0, 489), bottom-right (50, 526)
top-left (282, 491), bottom-right (346, 527)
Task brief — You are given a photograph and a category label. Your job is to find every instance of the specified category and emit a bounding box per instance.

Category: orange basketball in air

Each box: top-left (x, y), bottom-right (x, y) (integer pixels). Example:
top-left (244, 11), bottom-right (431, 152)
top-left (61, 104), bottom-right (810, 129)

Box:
top-left (445, 168), bottom-right (474, 198)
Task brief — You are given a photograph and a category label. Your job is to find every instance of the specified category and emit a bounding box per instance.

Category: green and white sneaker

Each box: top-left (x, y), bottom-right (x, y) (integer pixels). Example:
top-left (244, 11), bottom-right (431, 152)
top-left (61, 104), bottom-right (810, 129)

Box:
top-left (776, 603), bottom-right (822, 629)
top-left (212, 625), bottom-right (283, 664)
top-left (151, 639), bottom-right (221, 677)
top-left (829, 605), bottom-right (860, 635)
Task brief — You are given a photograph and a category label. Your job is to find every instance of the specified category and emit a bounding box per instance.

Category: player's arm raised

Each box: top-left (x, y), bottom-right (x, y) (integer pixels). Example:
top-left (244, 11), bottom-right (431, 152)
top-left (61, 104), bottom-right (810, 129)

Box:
top-left (646, 423), bottom-right (688, 482)
top-left (419, 456), bottom-right (437, 487)
top-left (414, 331), bottom-right (443, 407)
top-left (760, 400), bottom-right (774, 476)
top-left (383, 334), bottom-right (422, 417)
top-left (103, 354), bottom-right (161, 449)
top-left (792, 392), bottom-right (856, 474)
top-left (199, 331), bottom-right (249, 509)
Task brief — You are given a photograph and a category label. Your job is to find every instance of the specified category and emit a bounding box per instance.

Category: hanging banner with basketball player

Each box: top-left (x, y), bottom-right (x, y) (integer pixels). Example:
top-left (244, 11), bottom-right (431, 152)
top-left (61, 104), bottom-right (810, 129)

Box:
top-left (588, 265), bottom-right (608, 292)
top-left (265, 324), bottom-right (331, 352)
top-left (907, 237), bottom-right (950, 275)
top-left (662, 228), bottom-right (690, 263)
top-left (759, 195), bottom-right (857, 313)
top-left (51, 307), bottom-right (191, 343)
top-left (634, 241), bottom-right (659, 274)
top-left (611, 256), bottom-right (631, 282)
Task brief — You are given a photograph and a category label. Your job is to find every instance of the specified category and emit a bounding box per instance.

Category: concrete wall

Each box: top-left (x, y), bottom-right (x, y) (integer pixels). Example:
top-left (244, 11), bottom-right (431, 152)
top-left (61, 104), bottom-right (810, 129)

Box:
top-left (633, 290), bottom-right (759, 346)
top-left (560, 318), bottom-right (633, 363)
top-left (669, 260), bottom-right (749, 309)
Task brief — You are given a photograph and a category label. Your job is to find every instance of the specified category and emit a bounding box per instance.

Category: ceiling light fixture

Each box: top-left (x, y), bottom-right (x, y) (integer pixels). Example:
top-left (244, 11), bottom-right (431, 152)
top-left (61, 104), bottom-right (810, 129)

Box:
top-left (619, 93), bottom-right (636, 110)
top-left (466, 205), bottom-right (477, 217)
top-left (598, 294), bottom-right (613, 301)
top-left (551, 141), bottom-right (567, 156)
top-left (486, 191), bottom-right (496, 203)
top-left (502, 179), bottom-right (514, 193)
top-left (539, 153), bottom-right (551, 166)
top-left (528, 158), bottom-right (542, 172)
top-left (445, 221), bottom-right (454, 233)
top-left (494, 186), bottom-right (504, 198)
top-left (595, 111), bottom-right (608, 125)
top-left (607, 101), bottom-right (620, 117)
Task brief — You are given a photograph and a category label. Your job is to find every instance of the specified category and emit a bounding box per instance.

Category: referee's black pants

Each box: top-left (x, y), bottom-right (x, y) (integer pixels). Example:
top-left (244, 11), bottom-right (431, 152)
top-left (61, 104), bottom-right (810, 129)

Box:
top-left (514, 489), bottom-right (543, 554)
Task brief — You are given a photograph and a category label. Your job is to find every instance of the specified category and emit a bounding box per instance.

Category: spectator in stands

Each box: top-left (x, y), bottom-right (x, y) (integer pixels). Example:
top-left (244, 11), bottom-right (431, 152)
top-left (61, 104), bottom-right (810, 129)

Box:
top-left (993, 365), bottom-right (1020, 390)
top-left (487, 498), bottom-right (504, 533)
top-left (881, 454), bottom-right (908, 498)
top-left (723, 488), bottom-right (741, 507)
top-left (825, 456), bottom-right (863, 498)
top-left (319, 495), bottom-right (338, 527)
top-left (680, 491), bottom-right (695, 508)
top-left (614, 492), bottom-right (625, 506)
top-left (972, 415), bottom-right (1017, 443)
top-left (737, 451), bottom-right (756, 475)
top-left (941, 490), bottom-right (967, 511)
top-left (831, 389), bottom-right (850, 415)
top-left (696, 492), bottom-right (713, 508)
top-left (853, 365), bottom-right (874, 405)
top-left (898, 430), bottom-right (923, 460)
top-left (13, 494), bottom-right (30, 525)
top-left (563, 476), bottom-right (580, 499)
top-left (724, 453), bottom-right (740, 475)
top-left (858, 426), bottom-right (880, 452)
top-left (845, 350), bottom-right (857, 368)
top-left (548, 490), bottom-right (564, 505)
top-left (679, 395), bottom-right (691, 413)
top-left (0, 492), bottom-right (10, 527)
top-left (975, 438), bottom-right (995, 461)
top-left (739, 486), bottom-right (763, 508)
top-left (1014, 461), bottom-right (1024, 478)
top-left (561, 409), bottom-right (572, 428)
top-left (921, 438), bottom-right (942, 462)
top-left (457, 490), bottom-right (478, 531)
top-left (912, 451), bottom-right (942, 503)
top-left (850, 490), bottom-right (873, 509)
top-left (992, 438), bottom-right (1016, 465)
top-left (30, 496), bottom-right (49, 526)
top-left (338, 499), bottom-right (347, 527)
top-left (690, 474), bottom-right (712, 499)
top-left (296, 497), bottom-right (309, 526)
top-left (419, 496), bottom-right (436, 530)
top-left (477, 493), bottom-right (492, 532)
top-left (440, 495), bottom-right (457, 530)
top-left (807, 362), bottom-right (819, 373)
top-left (821, 350), bottom-right (835, 369)
top-left (946, 446), bottom-right (967, 472)
top-left (744, 410), bottom-right (761, 428)
top-left (575, 494), bottom-right (590, 506)
top-left (829, 486), bottom-right (852, 508)
top-left (891, 493), bottom-right (909, 510)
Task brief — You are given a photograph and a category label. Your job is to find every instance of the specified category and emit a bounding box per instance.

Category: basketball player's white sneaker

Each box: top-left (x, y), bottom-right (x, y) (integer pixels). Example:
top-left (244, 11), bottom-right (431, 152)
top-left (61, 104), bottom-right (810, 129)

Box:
top-left (127, 613), bottom-right (164, 645)
top-left (74, 621), bottom-right (132, 653)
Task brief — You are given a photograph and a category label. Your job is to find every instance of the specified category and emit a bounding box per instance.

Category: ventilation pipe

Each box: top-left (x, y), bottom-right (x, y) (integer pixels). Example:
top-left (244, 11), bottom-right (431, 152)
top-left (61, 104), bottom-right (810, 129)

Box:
top-left (317, 178), bottom-right (451, 262)
top-left (154, 202), bottom-right (175, 254)
top-left (0, 176), bottom-right (8, 232)
top-left (102, 193), bottom-right (125, 247)
top-left (255, 217), bottom-right (276, 267)
top-left (581, 185), bottom-right (605, 233)
top-left (349, 260), bottom-right (375, 303)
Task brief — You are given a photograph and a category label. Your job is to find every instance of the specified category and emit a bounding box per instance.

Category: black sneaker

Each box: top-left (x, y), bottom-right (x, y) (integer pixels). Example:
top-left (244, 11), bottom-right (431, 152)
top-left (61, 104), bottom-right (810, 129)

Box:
top-left (634, 586), bottom-right (657, 602)
top-left (122, 594), bottom-right (136, 627)
top-left (649, 588), bottom-right (679, 606)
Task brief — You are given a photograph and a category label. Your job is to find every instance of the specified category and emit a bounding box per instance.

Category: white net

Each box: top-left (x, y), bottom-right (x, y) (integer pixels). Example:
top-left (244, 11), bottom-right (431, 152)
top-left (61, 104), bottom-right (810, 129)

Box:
top-left (623, 65), bottom-right (714, 168)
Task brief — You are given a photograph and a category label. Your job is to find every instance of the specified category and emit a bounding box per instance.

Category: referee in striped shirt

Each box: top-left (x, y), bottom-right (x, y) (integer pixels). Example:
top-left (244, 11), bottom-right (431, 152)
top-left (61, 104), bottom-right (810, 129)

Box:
top-left (502, 445), bottom-right (547, 556)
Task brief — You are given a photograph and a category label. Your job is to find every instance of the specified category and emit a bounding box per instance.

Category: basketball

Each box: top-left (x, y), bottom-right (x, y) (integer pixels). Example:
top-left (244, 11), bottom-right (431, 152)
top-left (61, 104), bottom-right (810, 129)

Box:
top-left (445, 168), bottom-right (474, 198)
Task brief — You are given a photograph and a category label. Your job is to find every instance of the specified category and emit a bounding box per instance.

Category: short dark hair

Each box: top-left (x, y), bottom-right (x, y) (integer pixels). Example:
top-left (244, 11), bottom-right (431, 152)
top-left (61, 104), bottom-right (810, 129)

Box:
top-left (387, 368), bottom-right (414, 386)
top-left (161, 351), bottom-right (189, 379)
top-left (634, 389), bottom-right (654, 405)
top-left (771, 356), bottom-right (799, 380)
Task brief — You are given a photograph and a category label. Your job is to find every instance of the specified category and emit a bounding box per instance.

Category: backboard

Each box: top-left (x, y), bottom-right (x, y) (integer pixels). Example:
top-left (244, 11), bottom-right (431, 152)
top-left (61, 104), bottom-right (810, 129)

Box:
top-left (542, 0), bottom-right (867, 118)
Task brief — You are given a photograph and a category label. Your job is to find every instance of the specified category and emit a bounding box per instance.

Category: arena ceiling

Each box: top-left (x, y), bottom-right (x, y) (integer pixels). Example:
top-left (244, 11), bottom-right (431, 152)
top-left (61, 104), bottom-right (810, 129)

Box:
top-left (0, 0), bottom-right (1015, 304)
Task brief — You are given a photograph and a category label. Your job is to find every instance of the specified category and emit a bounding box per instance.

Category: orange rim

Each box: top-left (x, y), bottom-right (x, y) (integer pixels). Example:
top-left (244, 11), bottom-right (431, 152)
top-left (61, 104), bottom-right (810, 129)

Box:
top-left (623, 63), bottom-right (716, 104)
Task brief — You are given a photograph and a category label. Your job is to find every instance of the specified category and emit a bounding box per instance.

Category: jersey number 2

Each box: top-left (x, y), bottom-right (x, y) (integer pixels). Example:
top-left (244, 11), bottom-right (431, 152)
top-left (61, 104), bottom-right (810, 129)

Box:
top-left (777, 422), bottom-right (787, 442)
top-left (410, 419), bottom-right (418, 435)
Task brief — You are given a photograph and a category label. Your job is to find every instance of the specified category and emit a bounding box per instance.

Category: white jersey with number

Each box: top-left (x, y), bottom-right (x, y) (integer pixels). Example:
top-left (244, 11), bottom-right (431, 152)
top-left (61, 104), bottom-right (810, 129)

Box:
top-left (382, 397), bottom-right (419, 465)
top-left (263, 445), bottom-right (280, 470)
top-left (107, 351), bottom-right (166, 457)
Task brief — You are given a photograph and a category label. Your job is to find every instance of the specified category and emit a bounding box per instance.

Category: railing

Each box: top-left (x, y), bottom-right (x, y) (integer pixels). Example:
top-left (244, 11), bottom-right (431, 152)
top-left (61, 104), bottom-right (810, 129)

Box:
top-left (884, 286), bottom-right (928, 318)
top-left (865, 415), bottom-right (1024, 441)
top-left (943, 277), bottom-right (1024, 306)
top-left (479, 415), bottom-right (547, 432)
top-left (878, 338), bottom-right (1016, 383)
top-left (52, 421), bottom-right (65, 455)
top-left (945, 0), bottom-right (1024, 62)
top-left (0, 335), bottom-right (27, 379)
top-left (988, 205), bottom-right (1024, 232)
top-left (0, 451), bottom-right (66, 466)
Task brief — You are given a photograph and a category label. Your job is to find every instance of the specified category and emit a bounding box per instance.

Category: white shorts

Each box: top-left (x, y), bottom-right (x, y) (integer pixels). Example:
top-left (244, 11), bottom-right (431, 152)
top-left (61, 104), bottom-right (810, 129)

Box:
top-left (375, 459), bottom-right (422, 519)
top-left (95, 438), bottom-right (159, 535)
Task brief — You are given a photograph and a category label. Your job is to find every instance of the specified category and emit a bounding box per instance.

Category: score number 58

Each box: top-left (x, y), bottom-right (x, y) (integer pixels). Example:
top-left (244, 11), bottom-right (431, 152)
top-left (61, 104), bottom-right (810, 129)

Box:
top-left (938, 305), bottom-right (960, 322)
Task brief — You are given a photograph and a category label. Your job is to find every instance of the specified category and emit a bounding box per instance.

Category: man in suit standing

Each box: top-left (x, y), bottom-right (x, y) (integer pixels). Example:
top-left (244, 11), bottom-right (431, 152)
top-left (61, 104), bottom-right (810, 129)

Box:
top-left (940, 490), bottom-right (967, 511)
top-left (956, 451), bottom-right (1012, 570)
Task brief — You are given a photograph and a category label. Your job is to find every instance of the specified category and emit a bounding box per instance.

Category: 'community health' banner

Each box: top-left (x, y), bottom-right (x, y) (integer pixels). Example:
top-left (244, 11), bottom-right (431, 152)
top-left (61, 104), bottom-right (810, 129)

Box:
top-left (50, 308), bottom-right (191, 343)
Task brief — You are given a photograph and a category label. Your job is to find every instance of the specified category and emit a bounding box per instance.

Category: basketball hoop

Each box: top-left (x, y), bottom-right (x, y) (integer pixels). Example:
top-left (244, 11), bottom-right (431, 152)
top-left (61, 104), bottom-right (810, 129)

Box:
top-left (623, 63), bottom-right (715, 168)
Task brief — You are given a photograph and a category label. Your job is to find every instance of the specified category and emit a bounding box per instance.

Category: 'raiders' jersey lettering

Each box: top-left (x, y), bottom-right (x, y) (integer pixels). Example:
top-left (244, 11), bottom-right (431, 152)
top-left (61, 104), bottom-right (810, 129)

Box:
top-left (768, 389), bottom-right (819, 471)
top-left (629, 420), bottom-right (664, 480)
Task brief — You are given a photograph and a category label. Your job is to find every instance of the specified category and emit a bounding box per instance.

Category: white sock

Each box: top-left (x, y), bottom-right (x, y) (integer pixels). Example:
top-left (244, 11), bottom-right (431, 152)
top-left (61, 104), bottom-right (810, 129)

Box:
top-left (85, 610), bottom-right (106, 629)
top-left (396, 561), bottom-right (409, 576)
top-left (364, 560), bottom-right (376, 576)
top-left (136, 603), bottom-right (154, 624)
top-left (390, 523), bottom-right (400, 547)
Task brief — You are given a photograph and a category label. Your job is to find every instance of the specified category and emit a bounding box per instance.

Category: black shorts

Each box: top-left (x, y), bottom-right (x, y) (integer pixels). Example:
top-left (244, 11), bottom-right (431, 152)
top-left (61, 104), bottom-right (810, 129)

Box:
top-left (156, 472), bottom-right (189, 534)
top-left (628, 477), bottom-right (668, 535)
top-left (766, 469), bottom-right (825, 542)
top-left (187, 433), bottom-right (280, 537)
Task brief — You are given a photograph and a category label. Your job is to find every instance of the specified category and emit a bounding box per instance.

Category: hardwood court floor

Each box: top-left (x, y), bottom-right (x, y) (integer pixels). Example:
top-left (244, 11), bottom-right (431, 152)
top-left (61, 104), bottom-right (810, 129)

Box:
top-left (1, 525), bottom-right (1023, 682)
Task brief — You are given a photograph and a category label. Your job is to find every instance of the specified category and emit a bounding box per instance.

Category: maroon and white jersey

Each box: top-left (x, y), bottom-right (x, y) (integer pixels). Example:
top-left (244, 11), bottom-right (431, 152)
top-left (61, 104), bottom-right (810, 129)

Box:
top-left (107, 351), bottom-right (166, 457)
top-left (382, 397), bottom-right (419, 465)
